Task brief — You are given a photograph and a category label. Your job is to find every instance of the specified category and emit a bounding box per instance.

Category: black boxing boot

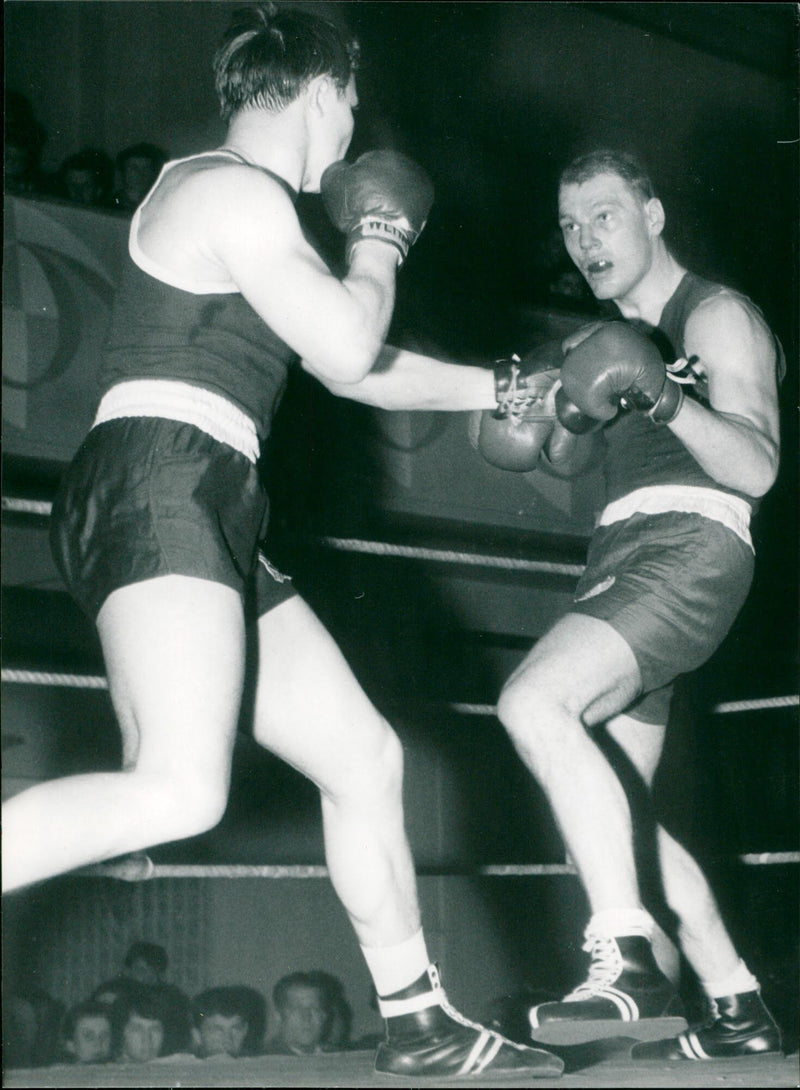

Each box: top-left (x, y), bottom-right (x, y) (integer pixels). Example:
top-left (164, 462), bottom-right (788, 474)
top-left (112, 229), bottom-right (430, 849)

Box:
top-left (529, 932), bottom-right (686, 1046)
top-left (374, 965), bottom-right (564, 1079)
top-left (631, 989), bottom-right (782, 1060)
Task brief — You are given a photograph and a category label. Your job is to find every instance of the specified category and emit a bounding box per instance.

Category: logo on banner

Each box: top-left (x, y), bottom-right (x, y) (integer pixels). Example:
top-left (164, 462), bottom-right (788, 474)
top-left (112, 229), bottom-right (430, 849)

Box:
top-left (3, 198), bottom-right (127, 460)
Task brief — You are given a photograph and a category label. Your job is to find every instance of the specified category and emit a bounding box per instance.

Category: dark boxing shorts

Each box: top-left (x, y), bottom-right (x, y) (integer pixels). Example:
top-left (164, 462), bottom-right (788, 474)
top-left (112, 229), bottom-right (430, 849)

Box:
top-left (50, 417), bottom-right (297, 621)
top-left (570, 510), bottom-right (754, 724)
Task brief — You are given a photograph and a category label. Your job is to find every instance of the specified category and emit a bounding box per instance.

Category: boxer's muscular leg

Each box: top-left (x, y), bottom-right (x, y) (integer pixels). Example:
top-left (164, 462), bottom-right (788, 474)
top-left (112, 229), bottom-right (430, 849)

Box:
top-left (251, 595), bottom-right (566, 1078)
top-left (606, 714), bottom-right (741, 985)
top-left (497, 613), bottom-right (643, 911)
top-left (251, 596), bottom-right (419, 948)
top-left (2, 576), bottom-right (244, 893)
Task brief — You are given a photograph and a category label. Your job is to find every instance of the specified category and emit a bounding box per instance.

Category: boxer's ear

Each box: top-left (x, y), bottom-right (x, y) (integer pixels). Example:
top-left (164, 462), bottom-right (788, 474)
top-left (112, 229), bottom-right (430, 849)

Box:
top-left (645, 198), bottom-right (665, 237)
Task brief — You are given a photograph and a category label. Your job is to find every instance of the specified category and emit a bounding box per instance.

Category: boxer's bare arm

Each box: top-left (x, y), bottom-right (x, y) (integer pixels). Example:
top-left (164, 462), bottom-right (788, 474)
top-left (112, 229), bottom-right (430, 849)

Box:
top-left (145, 164), bottom-right (399, 384)
top-left (309, 344), bottom-right (496, 411)
top-left (668, 294), bottom-right (780, 497)
top-left (214, 167), bottom-right (400, 382)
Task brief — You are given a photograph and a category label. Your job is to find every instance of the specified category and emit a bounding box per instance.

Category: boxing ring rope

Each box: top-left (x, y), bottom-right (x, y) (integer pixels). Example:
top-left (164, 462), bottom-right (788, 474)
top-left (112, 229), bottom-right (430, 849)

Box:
top-left (2, 497), bottom-right (54, 517)
top-left (8, 489), bottom-right (795, 711)
top-left (2, 495), bottom-right (585, 578)
top-left (3, 668), bottom-right (798, 718)
top-left (446, 696), bottom-right (800, 717)
top-left (316, 536), bottom-right (586, 578)
top-left (4, 492), bottom-right (798, 874)
top-left (76, 853), bottom-right (799, 882)
top-left (4, 669), bottom-right (797, 875)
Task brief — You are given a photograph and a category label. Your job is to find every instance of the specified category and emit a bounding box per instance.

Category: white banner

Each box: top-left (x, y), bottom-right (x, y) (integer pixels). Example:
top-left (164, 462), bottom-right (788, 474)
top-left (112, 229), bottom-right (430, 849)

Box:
top-left (3, 196), bottom-right (129, 464)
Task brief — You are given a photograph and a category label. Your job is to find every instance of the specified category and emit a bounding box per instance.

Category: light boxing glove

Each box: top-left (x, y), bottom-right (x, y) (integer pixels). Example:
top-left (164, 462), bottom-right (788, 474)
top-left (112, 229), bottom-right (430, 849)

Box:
top-left (321, 150), bottom-right (434, 266)
top-left (560, 321), bottom-right (684, 426)
top-left (475, 340), bottom-right (562, 472)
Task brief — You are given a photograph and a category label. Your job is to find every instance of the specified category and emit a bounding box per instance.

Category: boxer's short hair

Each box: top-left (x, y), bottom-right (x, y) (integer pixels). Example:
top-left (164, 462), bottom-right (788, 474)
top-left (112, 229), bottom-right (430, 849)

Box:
top-left (559, 149), bottom-right (656, 203)
top-left (214, 2), bottom-right (360, 120)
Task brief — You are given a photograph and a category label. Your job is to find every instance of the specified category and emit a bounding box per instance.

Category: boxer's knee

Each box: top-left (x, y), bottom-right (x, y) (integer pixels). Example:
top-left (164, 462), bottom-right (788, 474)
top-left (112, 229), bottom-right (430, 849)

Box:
top-left (129, 765), bottom-right (229, 843)
top-left (328, 716), bottom-right (406, 810)
top-left (497, 673), bottom-right (571, 748)
top-left (361, 719), bottom-right (405, 800)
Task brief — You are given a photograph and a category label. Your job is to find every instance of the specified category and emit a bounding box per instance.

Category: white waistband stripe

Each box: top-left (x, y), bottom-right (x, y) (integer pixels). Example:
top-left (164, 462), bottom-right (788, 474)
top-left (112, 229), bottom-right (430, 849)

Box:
top-left (93, 380), bottom-right (259, 464)
top-left (599, 486), bottom-right (753, 550)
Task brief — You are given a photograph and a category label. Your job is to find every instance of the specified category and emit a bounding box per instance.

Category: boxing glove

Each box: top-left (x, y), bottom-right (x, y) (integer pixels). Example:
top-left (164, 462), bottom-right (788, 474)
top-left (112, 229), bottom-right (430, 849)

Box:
top-left (554, 388), bottom-right (603, 435)
top-left (475, 341), bottom-right (562, 472)
top-left (321, 150), bottom-right (434, 265)
top-left (560, 321), bottom-right (684, 425)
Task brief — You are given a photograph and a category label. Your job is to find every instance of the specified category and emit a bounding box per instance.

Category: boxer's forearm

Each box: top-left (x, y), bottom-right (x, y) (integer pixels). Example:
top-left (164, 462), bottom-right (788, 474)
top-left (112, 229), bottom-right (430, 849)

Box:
top-left (310, 345), bottom-right (496, 411)
top-left (668, 397), bottom-right (779, 498)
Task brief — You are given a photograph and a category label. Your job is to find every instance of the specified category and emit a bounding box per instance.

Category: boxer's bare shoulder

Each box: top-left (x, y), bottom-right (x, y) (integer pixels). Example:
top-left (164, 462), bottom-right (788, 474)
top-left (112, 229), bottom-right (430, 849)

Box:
top-left (136, 154), bottom-right (296, 283)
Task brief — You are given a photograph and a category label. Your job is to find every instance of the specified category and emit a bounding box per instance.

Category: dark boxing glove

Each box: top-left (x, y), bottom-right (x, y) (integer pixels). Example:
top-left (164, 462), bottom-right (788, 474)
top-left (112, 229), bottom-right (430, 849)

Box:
top-left (554, 387), bottom-right (602, 435)
top-left (320, 150), bottom-right (434, 266)
top-left (475, 340), bottom-right (562, 472)
top-left (560, 322), bottom-right (684, 426)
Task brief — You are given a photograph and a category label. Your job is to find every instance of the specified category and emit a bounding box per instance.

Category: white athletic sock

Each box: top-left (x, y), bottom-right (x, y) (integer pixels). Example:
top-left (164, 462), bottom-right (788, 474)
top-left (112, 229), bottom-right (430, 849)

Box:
top-left (360, 929), bottom-right (430, 998)
top-left (701, 958), bottom-right (759, 1000)
top-left (587, 908), bottom-right (655, 940)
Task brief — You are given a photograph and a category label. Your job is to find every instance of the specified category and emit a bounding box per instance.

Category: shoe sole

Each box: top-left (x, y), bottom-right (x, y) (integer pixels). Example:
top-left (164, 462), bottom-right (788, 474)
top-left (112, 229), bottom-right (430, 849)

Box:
top-left (530, 1014), bottom-right (688, 1046)
top-left (374, 1063), bottom-right (565, 1080)
top-left (375, 1053), bottom-right (565, 1080)
top-left (631, 1046), bottom-right (785, 1063)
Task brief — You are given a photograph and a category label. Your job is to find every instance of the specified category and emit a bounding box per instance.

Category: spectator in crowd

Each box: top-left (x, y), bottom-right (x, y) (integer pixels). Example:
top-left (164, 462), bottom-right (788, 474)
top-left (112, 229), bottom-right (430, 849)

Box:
top-left (306, 971), bottom-right (353, 1050)
top-left (111, 990), bottom-right (171, 1063)
top-left (267, 972), bottom-right (331, 1056)
top-left (91, 941), bottom-right (193, 1054)
top-left (3, 986), bottom-right (65, 1068)
top-left (92, 941), bottom-right (169, 998)
top-left (91, 976), bottom-right (144, 1009)
top-left (60, 1001), bottom-right (113, 1065)
top-left (58, 147), bottom-right (115, 207)
top-left (5, 91), bottom-right (48, 197)
top-left (120, 941), bottom-right (169, 986)
top-left (112, 142), bottom-right (168, 212)
top-left (193, 985), bottom-right (267, 1058)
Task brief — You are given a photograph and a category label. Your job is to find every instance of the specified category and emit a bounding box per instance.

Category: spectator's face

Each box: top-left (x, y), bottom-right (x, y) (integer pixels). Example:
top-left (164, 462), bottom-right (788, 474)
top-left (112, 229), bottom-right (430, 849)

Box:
top-left (64, 168), bottom-right (101, 205)
top-left (278, 986), bottom-right (327, 1052)
top-left (198, 1013), bottom-right (249, 1057)
top-left (121, 156), bottom-right (159, 206)
top-left (119, 1013), bottom-right (164, 1063)
top-left (70, 1015), bottom-right (112, 1064)
top-left (125, 957), bottom-right (160, 985)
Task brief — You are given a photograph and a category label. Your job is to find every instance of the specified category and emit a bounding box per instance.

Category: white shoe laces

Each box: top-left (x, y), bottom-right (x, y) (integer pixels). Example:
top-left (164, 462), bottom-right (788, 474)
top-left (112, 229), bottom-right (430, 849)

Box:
top-left (564, 932), bottom-right (623, 1001)
top-left (428, 966), bottom-right (531, 1054)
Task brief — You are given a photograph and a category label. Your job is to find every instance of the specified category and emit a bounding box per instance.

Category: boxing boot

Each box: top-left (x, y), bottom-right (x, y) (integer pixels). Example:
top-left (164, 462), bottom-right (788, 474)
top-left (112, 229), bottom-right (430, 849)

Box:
top-left (631, 989), bottom-right (782, 1060)
top-left (529, 932), bottom-right (686, 1045)
top-left (374, 965), bottom-right (564, 1079)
